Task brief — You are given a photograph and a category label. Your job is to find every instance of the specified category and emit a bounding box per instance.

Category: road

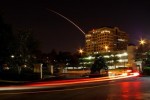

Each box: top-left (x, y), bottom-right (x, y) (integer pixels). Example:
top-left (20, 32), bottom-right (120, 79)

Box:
top-left (0, 76), bottom-right (150, 100)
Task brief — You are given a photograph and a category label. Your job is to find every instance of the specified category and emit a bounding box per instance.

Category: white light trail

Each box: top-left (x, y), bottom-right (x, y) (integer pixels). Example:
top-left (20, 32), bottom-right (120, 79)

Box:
top-left (48, 9), bottom-right (86, 35)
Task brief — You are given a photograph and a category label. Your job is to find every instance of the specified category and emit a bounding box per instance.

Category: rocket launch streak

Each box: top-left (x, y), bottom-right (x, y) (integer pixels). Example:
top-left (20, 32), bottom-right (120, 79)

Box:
top-left (47, 9), bottom-right (86, 35)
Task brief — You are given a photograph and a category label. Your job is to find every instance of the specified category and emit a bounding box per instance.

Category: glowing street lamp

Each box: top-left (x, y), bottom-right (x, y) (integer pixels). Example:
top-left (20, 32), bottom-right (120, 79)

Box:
top-left (139, 38), bottom-right (146, 53)
top-left (78, 48), bottom-right (84, 70)
top-left (139, 39), bottom-right (146, 45)
top-left (138, 38), bottom-right (146, 73)
top-left (11, 55), bottom-right (15, 58)
top-left (104, 45), bottom-right (109, 52)
top-left (79, 49), bottom-right (84, 55)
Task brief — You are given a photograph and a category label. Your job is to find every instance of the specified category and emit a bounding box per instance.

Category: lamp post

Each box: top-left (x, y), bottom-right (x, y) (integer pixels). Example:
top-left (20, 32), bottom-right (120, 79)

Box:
top-left (139, 38), bottom-right (146, 53)
top-left (78, 49), bottom-right (84, 70)
top-left (139, 39), bottom-right (146, 45)
top-left (40, 64), bottom-right (43, 79)
top-left (104, 45), bottom-right (109, 52)
top-left (79, 49), bottom-right (84, 55)
top-left (139, 38), bottom-right (146, 73)
top-left (139, 38), bottom-right (146, 59)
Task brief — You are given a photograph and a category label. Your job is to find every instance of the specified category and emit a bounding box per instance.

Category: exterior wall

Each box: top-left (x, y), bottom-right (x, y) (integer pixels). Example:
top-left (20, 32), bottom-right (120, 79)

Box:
top-left (85, 27), bottom-right (128, 54)
top-left (127, 45), bottom-right (136, 66)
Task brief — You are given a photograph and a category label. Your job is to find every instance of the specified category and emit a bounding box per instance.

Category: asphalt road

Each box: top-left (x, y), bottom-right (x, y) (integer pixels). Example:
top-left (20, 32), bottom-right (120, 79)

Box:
top-left (1, 76), bottom-right (150, 100)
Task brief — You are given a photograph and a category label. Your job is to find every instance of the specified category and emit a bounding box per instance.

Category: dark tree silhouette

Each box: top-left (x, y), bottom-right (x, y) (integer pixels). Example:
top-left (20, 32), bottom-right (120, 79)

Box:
top-left (8, 30), bottom-right (39, 74)
top-left (90, 55), bottom-right (108, 77)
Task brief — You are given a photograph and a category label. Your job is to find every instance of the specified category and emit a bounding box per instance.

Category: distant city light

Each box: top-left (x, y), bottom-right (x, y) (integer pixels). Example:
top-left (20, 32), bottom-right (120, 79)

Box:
top-left (118, 39), bottom-right (125, 42)
top-left (11, 55), bottom-right (15, 58)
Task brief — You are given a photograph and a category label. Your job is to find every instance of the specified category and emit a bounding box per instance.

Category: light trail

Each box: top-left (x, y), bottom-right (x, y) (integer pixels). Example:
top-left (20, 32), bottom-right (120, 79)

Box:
top-left (0, 74), bottom-right (138, 91)
top-left (0, 83), bottom-right (117, 95)
top-left (47, 9), bottom-right (86, 35)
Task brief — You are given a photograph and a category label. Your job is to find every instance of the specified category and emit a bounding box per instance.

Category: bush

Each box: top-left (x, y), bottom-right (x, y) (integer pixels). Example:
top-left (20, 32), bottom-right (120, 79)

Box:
top-left (143, 67), bottom-right (150, 75)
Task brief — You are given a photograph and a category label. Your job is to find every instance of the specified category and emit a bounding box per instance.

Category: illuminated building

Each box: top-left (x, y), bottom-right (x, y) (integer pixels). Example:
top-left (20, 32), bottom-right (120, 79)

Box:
top-left (85, 27), bottom-right (129, 54)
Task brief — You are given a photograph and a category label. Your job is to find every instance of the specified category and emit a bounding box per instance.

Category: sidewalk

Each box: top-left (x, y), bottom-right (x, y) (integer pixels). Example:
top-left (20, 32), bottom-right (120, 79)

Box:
top-left (0, 79), bottom-right (29, 86)
top-left (0, 75), bottom-right (82, 86)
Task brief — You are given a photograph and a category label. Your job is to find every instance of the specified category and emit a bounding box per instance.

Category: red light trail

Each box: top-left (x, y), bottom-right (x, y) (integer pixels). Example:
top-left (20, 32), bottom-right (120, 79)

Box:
top-left (0, 74), bottom-right (139, 91)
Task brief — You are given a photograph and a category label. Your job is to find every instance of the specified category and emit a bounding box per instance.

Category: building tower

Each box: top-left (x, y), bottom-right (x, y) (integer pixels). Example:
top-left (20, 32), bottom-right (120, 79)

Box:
top-left (85, 27), bottom-right (128, 54)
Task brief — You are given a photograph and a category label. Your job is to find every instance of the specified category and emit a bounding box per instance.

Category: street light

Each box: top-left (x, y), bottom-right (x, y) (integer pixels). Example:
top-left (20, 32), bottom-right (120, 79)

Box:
top-left (78, 48), bottom-right (84, 70)
top-left (78, 48), bottom-right (84, 55)
top-left (139, 38), bottom-right (146, 45)
top-left (139, 38), bottom-right (146, 52)
top-left (104, 45), bottom-right (109, 52)
top-left (139, 38), bottom-right (146, 73)
top-left (11, 55), bottom-right (15, 58)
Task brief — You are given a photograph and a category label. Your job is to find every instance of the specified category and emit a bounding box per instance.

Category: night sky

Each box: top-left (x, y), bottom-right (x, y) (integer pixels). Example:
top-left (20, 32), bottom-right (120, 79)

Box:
top-left (0, 0), bottom-right (150, 53)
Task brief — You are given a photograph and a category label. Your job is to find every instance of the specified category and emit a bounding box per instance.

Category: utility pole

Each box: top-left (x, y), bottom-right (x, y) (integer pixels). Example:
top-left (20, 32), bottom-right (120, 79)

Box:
top-left (40, 64), bottom-right (43, 79)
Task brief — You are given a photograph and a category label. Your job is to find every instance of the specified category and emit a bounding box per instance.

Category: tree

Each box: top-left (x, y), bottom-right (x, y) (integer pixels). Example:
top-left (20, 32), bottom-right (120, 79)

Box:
top-left (70, 53), bottom-right (80, 67)
top-left (49, 49), bottom-right (58, 65)
top-left (0, 14), bottom-right (14, 64)
top-left (143, 51), bottom-right (150, 67)
top-left (90, 55), bottom-right (108, 76)
top-left (9, 30), bottom-right (39, 74)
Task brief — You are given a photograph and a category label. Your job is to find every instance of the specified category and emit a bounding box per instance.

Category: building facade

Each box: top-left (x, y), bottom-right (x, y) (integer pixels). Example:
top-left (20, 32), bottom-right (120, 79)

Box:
top-left (85, 27), bottom-right (129, 54)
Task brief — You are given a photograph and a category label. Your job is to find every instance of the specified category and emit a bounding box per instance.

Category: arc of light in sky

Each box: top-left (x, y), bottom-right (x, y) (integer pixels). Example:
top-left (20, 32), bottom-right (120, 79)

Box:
top-left (47, 9), bottom-right (86, 35)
